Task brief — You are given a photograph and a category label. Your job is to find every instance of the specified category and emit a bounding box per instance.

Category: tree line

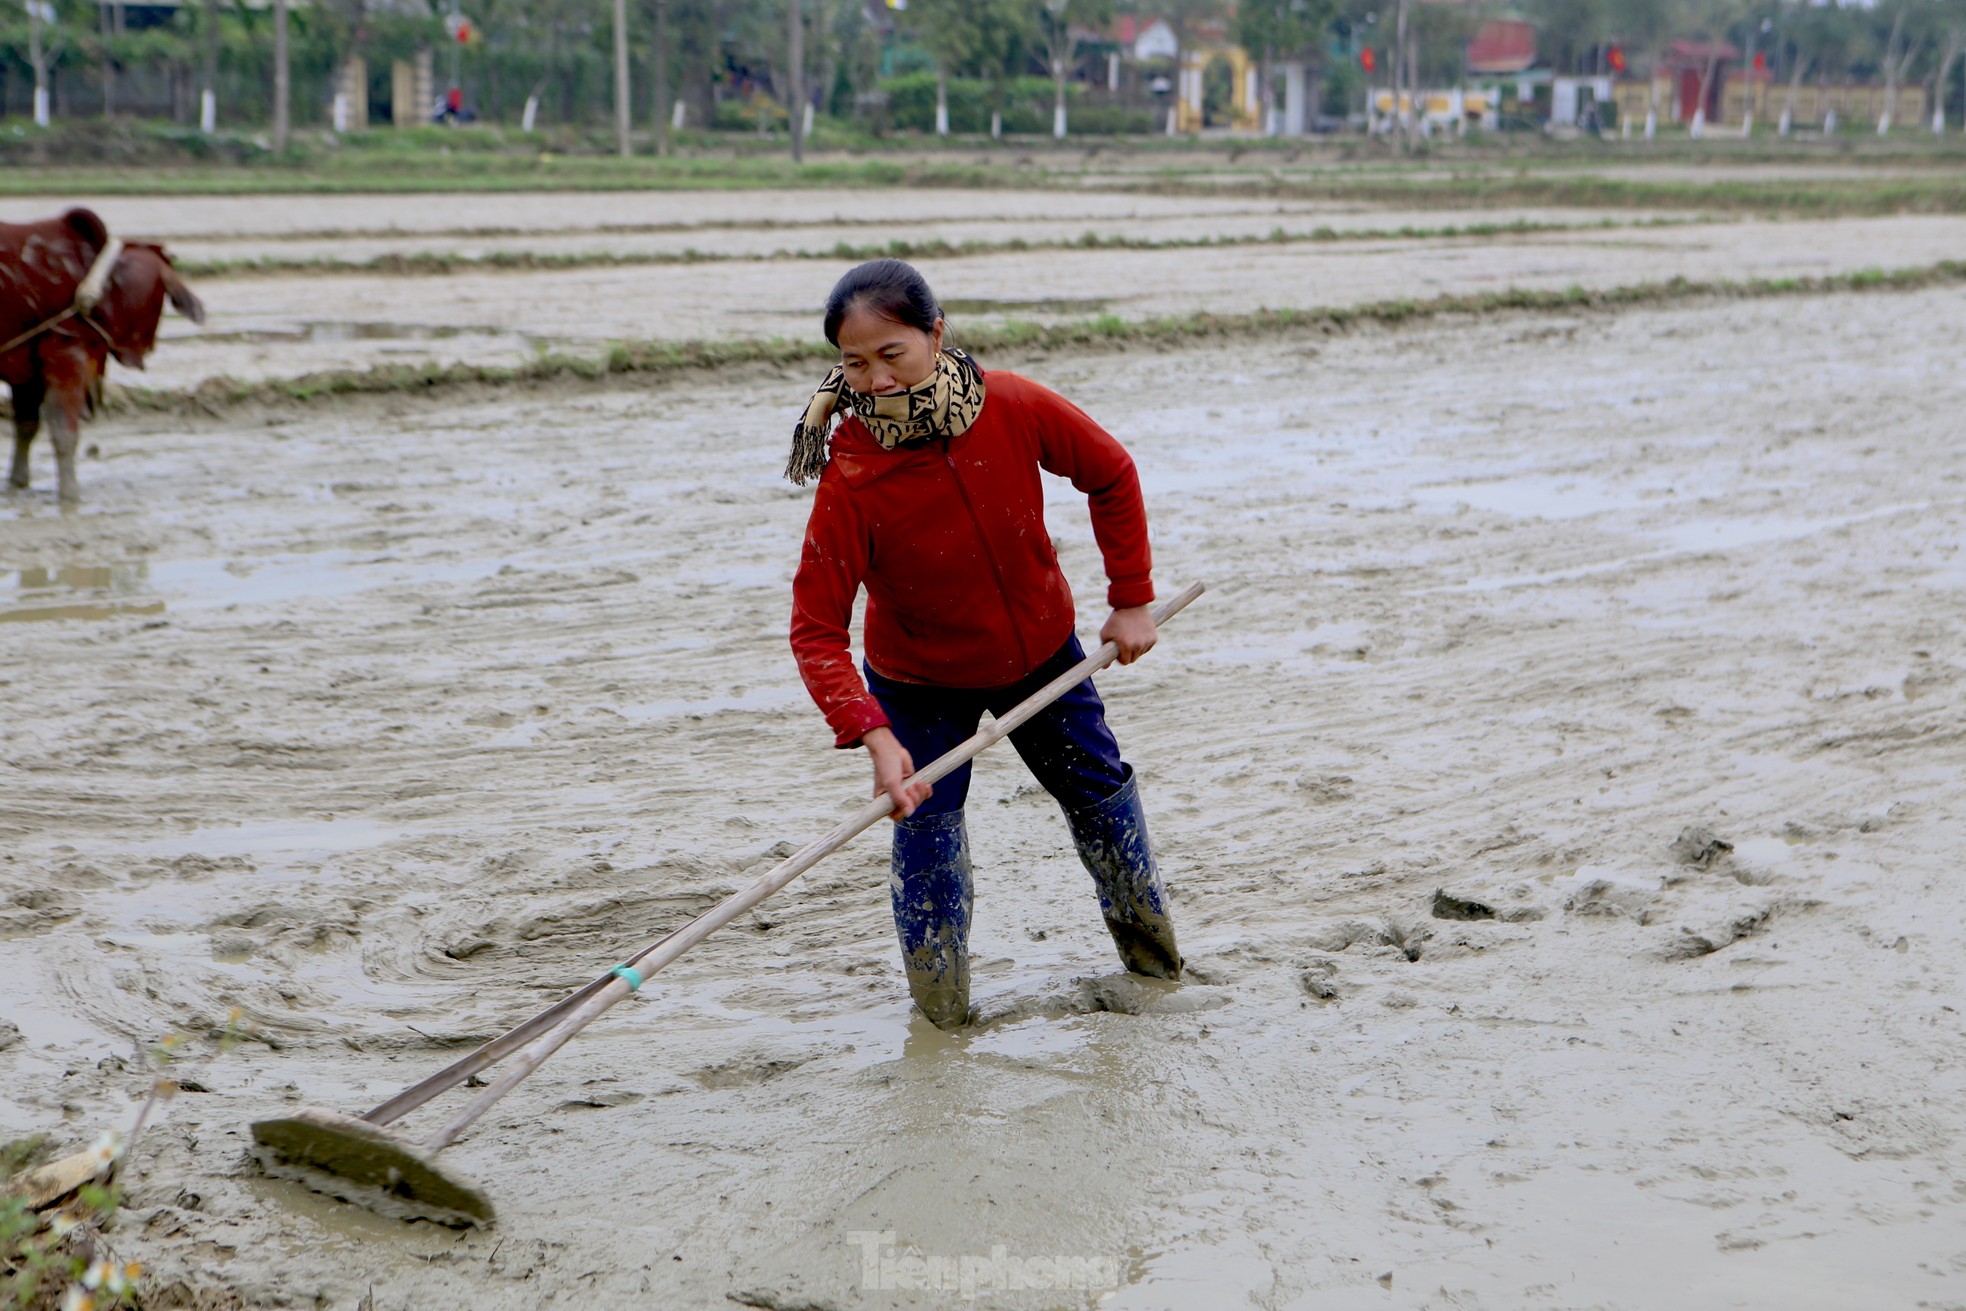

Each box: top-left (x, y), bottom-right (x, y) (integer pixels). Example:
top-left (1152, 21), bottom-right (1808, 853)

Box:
top-left (3, 0), bottom-right (1964, 143)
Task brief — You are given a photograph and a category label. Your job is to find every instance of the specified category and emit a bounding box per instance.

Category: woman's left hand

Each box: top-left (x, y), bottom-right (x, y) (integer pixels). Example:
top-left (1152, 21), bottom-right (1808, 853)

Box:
top-left (1101, 605), bottom-right (1158, 665)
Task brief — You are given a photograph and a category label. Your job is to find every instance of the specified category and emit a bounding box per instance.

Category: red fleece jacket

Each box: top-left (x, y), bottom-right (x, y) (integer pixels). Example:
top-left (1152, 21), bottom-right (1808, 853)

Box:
top-left (790, 369), bottom-right (1155, 747)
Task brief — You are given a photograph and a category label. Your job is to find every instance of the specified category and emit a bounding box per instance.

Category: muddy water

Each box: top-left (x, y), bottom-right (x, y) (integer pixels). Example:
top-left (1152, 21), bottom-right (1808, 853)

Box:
top-left (150, 208), bottom-right (1657, 271)
top-left (3, 286), bottom-right (1965, 1309)
top-left (101, 210), bottom-right (1966, 396)
top-left (9, 184), bottom-right (1956, 403)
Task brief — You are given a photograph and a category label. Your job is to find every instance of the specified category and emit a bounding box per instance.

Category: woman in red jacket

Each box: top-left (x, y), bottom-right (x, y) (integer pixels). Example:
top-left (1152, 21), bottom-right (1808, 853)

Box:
top-left (788, 259), bottom-right (1181, 1029)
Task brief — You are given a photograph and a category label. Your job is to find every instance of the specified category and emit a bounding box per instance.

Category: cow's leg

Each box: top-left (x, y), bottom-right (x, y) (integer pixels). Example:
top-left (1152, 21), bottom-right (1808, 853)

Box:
top-left (8, 378), bottom-right (42, 490)
top-left (41, 350), bottom-right (92, 504)
top-left (48, 401), bottom-right (83, 504)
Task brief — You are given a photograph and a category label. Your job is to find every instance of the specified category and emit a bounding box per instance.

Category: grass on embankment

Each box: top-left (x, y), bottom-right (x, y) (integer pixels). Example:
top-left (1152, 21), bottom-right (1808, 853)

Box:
top-left (17, 161), bottom-right (1966, 216)
top-left (0, 149), bottom-right (1009, 198)
top-left (172, 217), bottom-right (1702, 281)
top-left (113, 259), bottom-right (1966, 416)
top-left (9, 120), bottom-right (1966, 217)
top-left (1225, 170), bottom-right (1966, 217)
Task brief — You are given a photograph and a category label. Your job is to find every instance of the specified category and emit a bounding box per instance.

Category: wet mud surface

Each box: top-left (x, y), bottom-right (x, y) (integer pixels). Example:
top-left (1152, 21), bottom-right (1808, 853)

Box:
top-left (123, 209), bottom-right (1966, 393)
top-left (4, 272), bottom-right (1966, 1305)
top-left (8, 189), bottom-right (1965, 398)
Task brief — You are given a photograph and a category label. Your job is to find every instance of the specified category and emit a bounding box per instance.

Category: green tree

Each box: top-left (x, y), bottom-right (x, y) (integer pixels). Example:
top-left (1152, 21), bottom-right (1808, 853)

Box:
top-left (1036, 0), bottom-right (1113, 139)
top-left (904, 0), bottom-right (971, 134)
top-left (901, 0), bottom-right (1034, 135)
top-left (1931, 0), bottom-right (1966, 131)
top-left (3, 0), bottom-right (68, 124)
top-left (1236, 0), bottom-right (1340, 133)
top-left (1525, 0), bottom-right (1612, 75)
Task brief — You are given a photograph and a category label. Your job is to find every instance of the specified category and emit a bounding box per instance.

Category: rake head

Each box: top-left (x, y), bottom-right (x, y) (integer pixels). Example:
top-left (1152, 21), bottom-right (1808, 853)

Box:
top-left (251, 1108), bottom-right (495, 1228)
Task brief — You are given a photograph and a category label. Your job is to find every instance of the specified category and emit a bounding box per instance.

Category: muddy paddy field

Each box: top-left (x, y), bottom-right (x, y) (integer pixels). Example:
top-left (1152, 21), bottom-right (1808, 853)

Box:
top-left (3, 185), bottom-right (1966, 1309)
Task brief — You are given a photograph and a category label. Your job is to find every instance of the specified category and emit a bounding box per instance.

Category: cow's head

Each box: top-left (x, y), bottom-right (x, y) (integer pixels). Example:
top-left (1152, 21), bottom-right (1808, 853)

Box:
top-left (93, 242), bottom-right (205, 370)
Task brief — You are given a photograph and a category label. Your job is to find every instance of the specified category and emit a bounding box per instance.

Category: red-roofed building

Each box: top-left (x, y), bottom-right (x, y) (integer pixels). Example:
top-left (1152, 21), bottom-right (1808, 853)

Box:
top-left (1467, 20), bottom-right (1536, 75)
top-left (1111, 16), bottom-right (1178, 63)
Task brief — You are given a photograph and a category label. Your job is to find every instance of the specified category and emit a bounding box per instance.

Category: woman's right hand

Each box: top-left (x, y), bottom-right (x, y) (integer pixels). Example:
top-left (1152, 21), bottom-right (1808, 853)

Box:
top-left (863, 726), bottom-right (930, 819)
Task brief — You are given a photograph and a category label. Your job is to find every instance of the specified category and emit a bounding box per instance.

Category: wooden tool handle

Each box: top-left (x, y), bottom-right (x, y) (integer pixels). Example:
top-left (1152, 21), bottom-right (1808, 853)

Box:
top-left (417, 581), bottom-right (1205, 1149)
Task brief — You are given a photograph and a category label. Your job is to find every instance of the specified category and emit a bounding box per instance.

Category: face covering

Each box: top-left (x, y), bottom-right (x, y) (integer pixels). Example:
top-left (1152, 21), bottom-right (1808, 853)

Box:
top-left (785, 346), bottom-right (987, 485)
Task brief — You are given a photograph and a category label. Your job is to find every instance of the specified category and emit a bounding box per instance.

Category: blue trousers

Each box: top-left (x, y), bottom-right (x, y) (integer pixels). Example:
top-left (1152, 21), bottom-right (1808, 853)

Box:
top-left (864, 635), bottom-right (1130, 818)
top-left (870, 637), bottom-right (1180, 1023)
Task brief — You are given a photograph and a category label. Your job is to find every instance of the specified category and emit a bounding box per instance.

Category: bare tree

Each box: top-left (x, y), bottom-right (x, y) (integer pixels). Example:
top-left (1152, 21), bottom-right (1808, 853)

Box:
top-left (273, 0), bottom-right (290, 149)
top-left (789, 0), bottom-right (805, 160)
top-left (1236, 0), bottom-right (1340, 137)
top-left (1934, 15), bottom-right (1965, 131)
top-left (1778, 48), bottom-right (1811, 135)
top-left (99, 0), bottom-right (115, 118)
top-left (809, 0), bottom-right (843, 131)
top-left (25, 0), bottom-right (59, 126)
top-left (902, 0), bottom-right (973, 136)
top-left (1037, 0), bottom-right (1113, 140)
top-left (1878, 4), bottom-right (1923, 133)
top-left (650, 0), bottom-right (670, 153)
top-left (1392, 0), bottom-right (1408, 143)
top-left (200, 0), bottom-right (221, 131)
top-left (613, 0), bottom-right (631, 154)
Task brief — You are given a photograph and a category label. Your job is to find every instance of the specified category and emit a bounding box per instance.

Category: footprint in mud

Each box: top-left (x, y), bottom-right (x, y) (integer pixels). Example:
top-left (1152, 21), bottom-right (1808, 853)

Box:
top-left (689, 1055), bottom-right (813, 1090)
top-left (363, 877), bottom-right (725, 983)
top-left (1668, 824), bottom-right (1734, 870)
top-left (1562, 873), bottom-right (1660, 920)
top-left (1431, 886), bottom-right (1548, 923)
top-left (1075, 973), bottom-right (1227, 1016)
top-left (1658, 903), bottom-right (1788, 960)
top-left (967, 973), bottom-right (1225, 1027)
top-left (556, 1088), bottom-right (648, 1111)
top-left (1307, 915), bottom-right (1432, 961)
top-left (0, 887), bottom-right (82, 938)
top-left (139, 853), bottom-right (257, 879)
top-left (1300, 958), bottom-right (1340, 1001)
top-left (202, 901), bottom-right (359, 960)
top-left (1563, 856), bottom-right (1802, 961)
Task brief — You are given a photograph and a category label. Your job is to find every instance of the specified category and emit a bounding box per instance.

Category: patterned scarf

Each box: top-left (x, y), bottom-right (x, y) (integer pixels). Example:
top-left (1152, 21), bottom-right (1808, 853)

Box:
top-left (785, 347), bottom-right (987, 485)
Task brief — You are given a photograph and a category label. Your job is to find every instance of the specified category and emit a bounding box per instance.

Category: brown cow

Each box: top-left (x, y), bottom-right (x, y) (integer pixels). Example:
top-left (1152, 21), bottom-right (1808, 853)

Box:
top-left (3, 207), bottom-right (204, 502)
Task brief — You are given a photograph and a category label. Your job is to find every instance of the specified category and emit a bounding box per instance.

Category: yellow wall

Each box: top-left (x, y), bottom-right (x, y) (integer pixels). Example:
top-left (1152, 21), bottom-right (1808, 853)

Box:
top-left (1614, 76), bottom-right (1928, 129)
top-left (1176, 44), bottom-right (1260, 133)
top-left (1613, 78), bottom-right (1669, 125)
top-left (1739, 81), bottom-right (1927, 125)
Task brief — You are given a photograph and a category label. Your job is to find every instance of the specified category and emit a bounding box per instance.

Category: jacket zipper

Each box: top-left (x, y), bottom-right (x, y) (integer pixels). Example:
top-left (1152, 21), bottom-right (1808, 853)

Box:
top-left (942, 448), bottom-right (1031, 673)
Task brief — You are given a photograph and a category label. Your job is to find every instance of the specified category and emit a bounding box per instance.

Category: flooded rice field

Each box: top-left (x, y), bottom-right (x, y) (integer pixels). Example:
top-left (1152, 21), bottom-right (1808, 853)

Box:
top-left (8, 187), bottom-right (1966, 399)
top-left (3, 253), bottom-right (1964, 1308)
top-left (134, 209), bottom-right (1966, 393)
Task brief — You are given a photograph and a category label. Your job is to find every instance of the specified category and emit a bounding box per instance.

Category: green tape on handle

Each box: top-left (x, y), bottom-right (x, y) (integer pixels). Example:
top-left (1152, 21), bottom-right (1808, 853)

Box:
top-left (611, 964), bottom-right (645, 992)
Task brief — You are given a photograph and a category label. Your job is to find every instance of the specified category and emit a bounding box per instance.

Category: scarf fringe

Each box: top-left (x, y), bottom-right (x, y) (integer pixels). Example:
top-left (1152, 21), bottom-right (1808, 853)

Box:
top-left (785, 420), bottom-right (833, 485)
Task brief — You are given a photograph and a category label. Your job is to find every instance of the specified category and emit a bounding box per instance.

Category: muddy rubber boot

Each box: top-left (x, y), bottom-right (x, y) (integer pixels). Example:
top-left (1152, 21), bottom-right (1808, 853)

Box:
top-left (890, 808), bottom-right (973, 1030)
top-left (1063, 772), bottom-right (1183, 979)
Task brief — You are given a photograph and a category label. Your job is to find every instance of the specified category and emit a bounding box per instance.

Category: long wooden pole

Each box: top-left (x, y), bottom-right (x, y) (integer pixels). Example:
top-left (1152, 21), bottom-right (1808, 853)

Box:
top-left (419, 581), bottom-right (1205, 1151)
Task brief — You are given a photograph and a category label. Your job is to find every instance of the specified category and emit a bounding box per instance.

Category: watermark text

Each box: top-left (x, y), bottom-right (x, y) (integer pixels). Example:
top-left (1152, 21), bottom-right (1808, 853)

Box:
top-left (847, 1230), bottom-right (1120, 1300)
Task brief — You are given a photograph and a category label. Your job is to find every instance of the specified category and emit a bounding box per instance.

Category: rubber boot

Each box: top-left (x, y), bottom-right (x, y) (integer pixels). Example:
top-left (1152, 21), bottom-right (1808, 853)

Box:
top-left (890, 808), bottom-right (973, 1030)
top-left (1063, 772), bottom-right (1183, 979)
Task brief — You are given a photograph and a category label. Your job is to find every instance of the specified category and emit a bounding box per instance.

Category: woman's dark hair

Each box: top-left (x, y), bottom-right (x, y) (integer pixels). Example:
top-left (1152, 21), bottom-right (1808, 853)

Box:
top-left (823, 258), bottom-right (941, 346)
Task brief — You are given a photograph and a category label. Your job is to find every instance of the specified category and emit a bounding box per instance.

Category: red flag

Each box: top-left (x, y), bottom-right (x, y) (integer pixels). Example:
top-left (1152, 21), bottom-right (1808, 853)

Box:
top-left (1360, 47), bottom-right (1377, 74)
top-left (1607, 45), bottom-right (1626, 73)
top-left (1752, 50), bottom-right (1767, 72)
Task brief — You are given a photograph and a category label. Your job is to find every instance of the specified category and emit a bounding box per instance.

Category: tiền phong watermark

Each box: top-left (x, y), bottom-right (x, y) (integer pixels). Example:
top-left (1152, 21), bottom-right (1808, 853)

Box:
top-left (847, 1229), bottom-right (1121, 1300)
